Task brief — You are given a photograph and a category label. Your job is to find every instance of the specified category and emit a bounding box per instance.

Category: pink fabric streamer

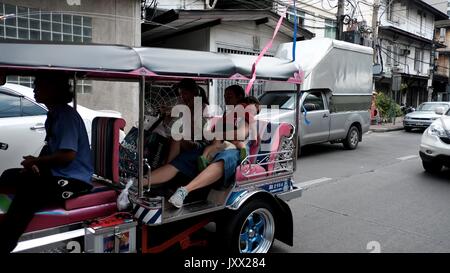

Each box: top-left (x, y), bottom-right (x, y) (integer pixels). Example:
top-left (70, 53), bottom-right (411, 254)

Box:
top-left (245, 9), bottom-right (287, 94)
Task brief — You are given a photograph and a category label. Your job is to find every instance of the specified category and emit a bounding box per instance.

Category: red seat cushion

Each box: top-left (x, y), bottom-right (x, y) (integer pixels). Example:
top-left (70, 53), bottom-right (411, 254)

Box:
top-left (0, 183), bottom-right (119, 233)
top-left (64, 190), bottom-right (117, 210)
top-left (0, 202), bottom-right (117, 233)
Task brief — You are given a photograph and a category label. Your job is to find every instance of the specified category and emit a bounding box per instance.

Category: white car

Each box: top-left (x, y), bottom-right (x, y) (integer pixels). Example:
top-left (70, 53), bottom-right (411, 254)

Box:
top-left (419, 107), bottom-right (450, 173)
top-left (0, 83), bottom-right (124, 174)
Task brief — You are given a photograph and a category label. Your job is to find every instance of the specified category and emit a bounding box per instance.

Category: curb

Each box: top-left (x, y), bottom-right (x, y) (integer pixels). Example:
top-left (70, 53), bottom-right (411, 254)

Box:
top-left (369, 126), bottom-right (404, 133)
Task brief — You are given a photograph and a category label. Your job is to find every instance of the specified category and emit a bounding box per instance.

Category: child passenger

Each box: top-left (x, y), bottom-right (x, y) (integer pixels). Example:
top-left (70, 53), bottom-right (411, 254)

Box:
top-left (197, 96), bottom-right (260, 171)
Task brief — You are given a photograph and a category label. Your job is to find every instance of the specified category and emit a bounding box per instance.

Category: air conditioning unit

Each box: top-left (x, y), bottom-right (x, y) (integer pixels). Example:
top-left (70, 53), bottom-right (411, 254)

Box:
top-left (392, 66), bottom-right (404, 73)
top-left (400, 49), bottom-right (410, 56)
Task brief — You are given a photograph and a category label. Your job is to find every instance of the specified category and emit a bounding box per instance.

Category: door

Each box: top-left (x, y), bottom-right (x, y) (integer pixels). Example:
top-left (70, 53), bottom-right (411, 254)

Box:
top-left (0, 91), bottom-right (47, 173)
top-left (299, 91), bottom-right (331, 145)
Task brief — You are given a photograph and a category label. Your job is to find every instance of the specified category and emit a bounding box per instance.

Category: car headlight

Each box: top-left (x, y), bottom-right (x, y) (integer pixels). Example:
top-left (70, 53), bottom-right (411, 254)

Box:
top-left (428, 124), bottom-right (446, 137)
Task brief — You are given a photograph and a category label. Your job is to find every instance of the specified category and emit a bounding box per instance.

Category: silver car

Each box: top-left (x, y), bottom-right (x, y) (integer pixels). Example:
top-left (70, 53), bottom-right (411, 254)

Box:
top-left (403, 102), bottom-right (450, 132)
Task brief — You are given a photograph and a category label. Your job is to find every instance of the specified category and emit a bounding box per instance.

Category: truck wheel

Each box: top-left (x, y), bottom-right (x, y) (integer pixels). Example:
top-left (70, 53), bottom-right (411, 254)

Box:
top-left (220, 199), bottom-right (275, 253)
top-left (343, 126), bottom-right (359, 150)
top-left (422, 160), bottom-right (442, 173)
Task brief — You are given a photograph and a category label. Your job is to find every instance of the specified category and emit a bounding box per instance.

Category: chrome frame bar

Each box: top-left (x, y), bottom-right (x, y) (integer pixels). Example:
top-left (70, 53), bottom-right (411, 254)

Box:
top-left (138, 76), bottom-right (145, 198)
top-left (293, 83), bottom-right (301, 171)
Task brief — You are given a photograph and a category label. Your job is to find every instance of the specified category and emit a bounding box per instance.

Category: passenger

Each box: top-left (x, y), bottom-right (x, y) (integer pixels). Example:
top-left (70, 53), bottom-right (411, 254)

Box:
top-left (143, 85), bottom-right (247, 208)
top-left (164, 78), bottom-right (210, 163)
top-left (0, 73), bottom-right (94, 253)
top-left (198, 96), bottom-right (261, 171)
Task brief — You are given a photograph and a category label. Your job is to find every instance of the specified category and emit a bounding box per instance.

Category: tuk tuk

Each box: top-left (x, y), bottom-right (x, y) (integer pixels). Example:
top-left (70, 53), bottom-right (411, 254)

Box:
top-left (0, 41), bottom-right (303, 253)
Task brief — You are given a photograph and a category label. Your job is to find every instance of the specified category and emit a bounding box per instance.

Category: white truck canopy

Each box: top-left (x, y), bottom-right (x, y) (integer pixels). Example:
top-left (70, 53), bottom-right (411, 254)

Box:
top-left (276, 38), bottom-right (373, 96)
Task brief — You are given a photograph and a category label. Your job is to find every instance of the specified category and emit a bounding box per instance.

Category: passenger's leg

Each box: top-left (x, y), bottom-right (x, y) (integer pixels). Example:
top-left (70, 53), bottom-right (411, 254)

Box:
top-left (166, 140), bottom-right (181, 163)
top-left (184, 161), bottom-right (224, 193)
top-left (146, 164), bottom-right (179, 186)
top-left (168, 161), bottom-right (224, 208)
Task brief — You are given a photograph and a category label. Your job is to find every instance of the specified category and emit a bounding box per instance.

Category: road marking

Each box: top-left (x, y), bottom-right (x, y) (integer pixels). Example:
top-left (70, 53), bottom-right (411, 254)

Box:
top-left (298, 177), bottom-right (333, 189)
top-left (396, 155), bottom-right (419, 161)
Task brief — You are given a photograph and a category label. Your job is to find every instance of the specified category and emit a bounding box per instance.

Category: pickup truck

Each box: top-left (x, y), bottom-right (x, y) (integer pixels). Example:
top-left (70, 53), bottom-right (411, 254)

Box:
top-left (258, 38), bottom-right (373, 152)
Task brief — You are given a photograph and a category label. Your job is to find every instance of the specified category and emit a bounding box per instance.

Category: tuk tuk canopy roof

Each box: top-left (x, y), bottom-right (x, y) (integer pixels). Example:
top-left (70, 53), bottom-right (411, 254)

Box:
top-left (0, 42), bottom-right (302, 83)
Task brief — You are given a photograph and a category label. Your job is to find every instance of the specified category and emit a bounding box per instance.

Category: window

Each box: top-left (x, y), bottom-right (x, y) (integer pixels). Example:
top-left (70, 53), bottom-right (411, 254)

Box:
top-left (414, 48), bottom-right (423, 73)
top-left (324, 19), bottom-right (336, 39)
top-left (386, 0), bottom-right (394, 21)
top-left (0, 3), bottom-right (92, 43)
top-left (393, 45), bottom-right (400, 66)
top-left (21, 98), bottom-right (46, 116)
top-left (287, 7), bottom-right (305, 27)
top-left (386, 45), bottom-right (393, 66)
top-left (258, 92), bottom-right (296, 110)
top-left (439, 28), bottom-right (446, 43)
top-left (303, 92), bottom-right (325, 111)
top-left (0, 93), bottom-right (21, 118)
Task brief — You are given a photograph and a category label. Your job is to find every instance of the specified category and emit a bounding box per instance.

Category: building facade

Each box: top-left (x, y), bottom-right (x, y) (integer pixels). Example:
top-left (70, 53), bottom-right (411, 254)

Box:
top-left (142, 0), bottom-right (313, 107)
top-left (0, 0), bottom-right (141, 129)
top-left (373, 0), bottom-right (447, 107)
top-left (434, 19), bottom-right (450, 101)
top-left (276, 0), bottom-right (337, 39)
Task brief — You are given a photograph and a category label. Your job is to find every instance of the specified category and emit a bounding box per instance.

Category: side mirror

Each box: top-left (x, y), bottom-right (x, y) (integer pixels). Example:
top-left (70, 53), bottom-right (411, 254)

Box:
top-left (435, 107), bottom-right (445, 115)
top-left (303, 103), bottom-right (316, 112)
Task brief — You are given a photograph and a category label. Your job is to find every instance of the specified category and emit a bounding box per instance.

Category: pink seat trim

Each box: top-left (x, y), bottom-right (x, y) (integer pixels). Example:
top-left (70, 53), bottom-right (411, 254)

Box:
top-left (236, 164), bottom-right (267, 182)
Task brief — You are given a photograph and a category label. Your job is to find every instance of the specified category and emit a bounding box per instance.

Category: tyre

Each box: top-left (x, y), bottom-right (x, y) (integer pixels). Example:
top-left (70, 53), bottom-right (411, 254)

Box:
top-left (343, 126), bottom-right (360, 150)
top-left (219, 199), bottom-right (275, 253)
top-left (404, 126), bottom-right (412, 132)
top-left (422, 160), bottom-right (442, 174)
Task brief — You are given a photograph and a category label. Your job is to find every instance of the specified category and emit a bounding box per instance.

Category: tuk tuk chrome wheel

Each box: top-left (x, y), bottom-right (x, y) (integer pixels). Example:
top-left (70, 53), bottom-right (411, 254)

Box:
top-left (238, 208), bottom-right (275, 253)
top-left (219, 199), bottom-right (276, 254)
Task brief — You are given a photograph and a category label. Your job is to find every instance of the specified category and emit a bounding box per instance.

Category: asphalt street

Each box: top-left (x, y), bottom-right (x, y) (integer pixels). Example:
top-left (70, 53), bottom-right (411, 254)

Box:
top-left (271, 130), bottom-right (450, 253)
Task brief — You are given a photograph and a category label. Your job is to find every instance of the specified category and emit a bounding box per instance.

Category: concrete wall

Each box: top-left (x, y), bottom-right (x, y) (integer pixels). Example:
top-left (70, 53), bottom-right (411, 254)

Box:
top-left (155, 0), bottom-right (205, 10)
top-left (150, 28), bottom-right (210, 51)
top-left (277, 0), bottom-right (337, 39)
top-left (379, 0), bottom-right (436, 41)
top-left (2, 0), bottom-right (141, 131)
top-left (380, 38), bottom-right (431, 77)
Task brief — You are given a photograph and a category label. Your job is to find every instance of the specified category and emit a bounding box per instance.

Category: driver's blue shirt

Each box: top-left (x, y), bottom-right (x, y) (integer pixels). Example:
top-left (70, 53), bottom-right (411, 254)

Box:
top-left (45, 104), bottom-right (93, 184)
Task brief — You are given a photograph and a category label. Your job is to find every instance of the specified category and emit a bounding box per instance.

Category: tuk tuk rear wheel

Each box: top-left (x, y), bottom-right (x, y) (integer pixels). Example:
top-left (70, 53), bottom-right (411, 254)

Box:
top-left (219, 199), bottom-right (275, 253)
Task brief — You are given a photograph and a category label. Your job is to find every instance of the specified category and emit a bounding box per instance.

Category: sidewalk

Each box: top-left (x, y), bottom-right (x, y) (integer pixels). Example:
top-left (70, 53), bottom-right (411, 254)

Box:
top-left (369, 117), bottom-right (404, 133)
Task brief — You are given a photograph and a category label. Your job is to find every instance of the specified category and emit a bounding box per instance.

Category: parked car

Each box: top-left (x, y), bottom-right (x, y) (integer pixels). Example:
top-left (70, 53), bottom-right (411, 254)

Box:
top-left (0, 83), bottom-right (124, 174)
top-left (419, 106), bottom-right (450, 173)
top-left (403, 102), bottom-right (450, 132)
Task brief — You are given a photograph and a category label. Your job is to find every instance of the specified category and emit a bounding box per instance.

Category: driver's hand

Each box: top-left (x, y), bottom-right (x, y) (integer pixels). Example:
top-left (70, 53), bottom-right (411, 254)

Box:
top-left (21, 156), bottom-right (40, 175)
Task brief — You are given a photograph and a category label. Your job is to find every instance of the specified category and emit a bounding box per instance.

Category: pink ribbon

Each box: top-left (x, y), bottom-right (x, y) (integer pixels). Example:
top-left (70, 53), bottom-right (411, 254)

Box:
top-left (245, 9), bottom-right (287, 94)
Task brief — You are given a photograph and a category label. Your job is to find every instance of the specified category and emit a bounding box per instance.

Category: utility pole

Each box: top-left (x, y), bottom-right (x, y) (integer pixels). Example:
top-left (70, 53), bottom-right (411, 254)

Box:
top-left (372, 0), bottom-right (380, 63)
top-left (336, 0), bottom-right (345, 40)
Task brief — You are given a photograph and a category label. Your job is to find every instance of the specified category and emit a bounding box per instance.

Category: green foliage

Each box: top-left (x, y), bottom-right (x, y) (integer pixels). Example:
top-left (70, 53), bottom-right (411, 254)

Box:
top-left (374, 92), bottom-right (402, 122)
top-left (400, 83), bottom-right (408, 92)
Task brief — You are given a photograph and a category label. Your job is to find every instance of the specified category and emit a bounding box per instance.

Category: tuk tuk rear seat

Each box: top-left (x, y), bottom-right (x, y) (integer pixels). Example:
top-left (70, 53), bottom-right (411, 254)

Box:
top-left (235, 120), bottom-right (294, 182)
top-left (0, 117), bottom-right (125, 233)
